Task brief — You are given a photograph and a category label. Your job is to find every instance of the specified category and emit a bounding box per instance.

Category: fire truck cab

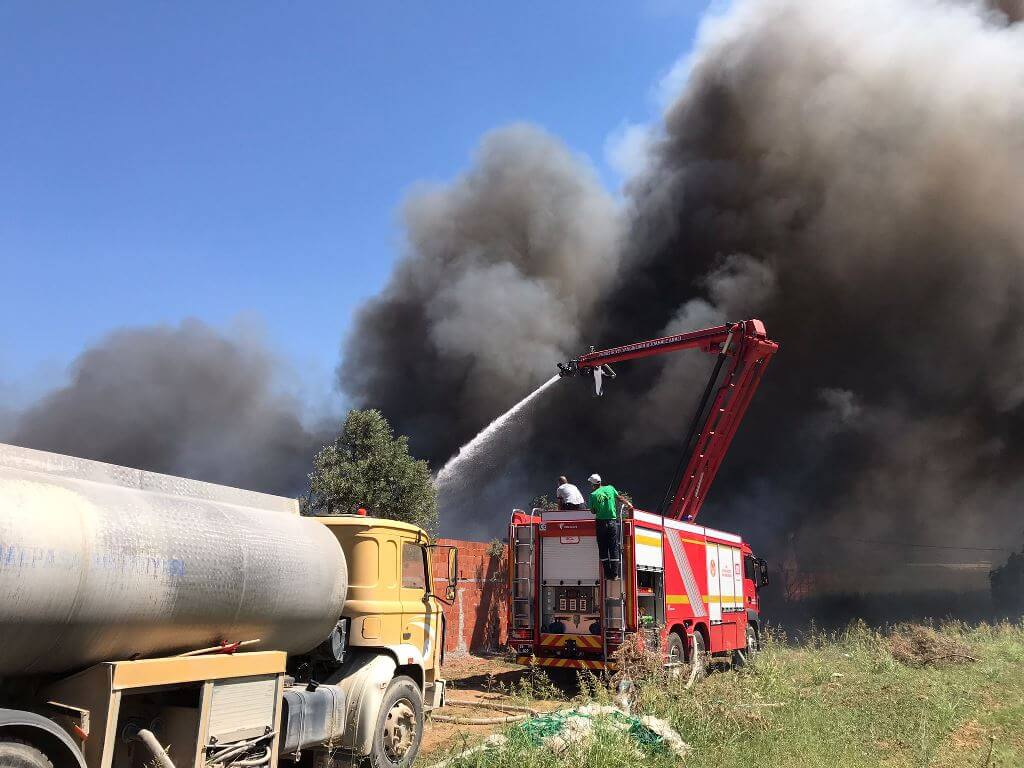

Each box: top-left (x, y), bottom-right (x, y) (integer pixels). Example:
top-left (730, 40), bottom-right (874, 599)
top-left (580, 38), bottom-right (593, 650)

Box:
top-left (509, 319), bottom-right (777, 672)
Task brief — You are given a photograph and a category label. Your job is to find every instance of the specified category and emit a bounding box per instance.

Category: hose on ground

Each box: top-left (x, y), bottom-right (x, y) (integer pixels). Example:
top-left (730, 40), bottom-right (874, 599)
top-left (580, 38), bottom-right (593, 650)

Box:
top-left (137, 729), bottom-right (176, 768)
top-left (430, 698), bottom-right (539, 725)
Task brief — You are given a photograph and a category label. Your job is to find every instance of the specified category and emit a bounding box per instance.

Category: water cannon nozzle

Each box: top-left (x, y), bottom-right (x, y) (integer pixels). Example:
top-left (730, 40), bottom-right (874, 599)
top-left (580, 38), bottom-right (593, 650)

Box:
top-left (557, 359), bottom-right (580, 377)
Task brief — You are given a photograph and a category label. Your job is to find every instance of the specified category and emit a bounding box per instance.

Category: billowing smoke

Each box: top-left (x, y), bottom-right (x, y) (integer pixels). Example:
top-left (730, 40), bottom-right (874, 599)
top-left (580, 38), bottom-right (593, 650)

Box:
top-left (10, 320), bottom-right (329, 495)
top-left (603, 0), bottom-right (1024, 587)
top-left (340, 124), bottom-right (622, 461)
top-left (344, 0), bottom-right (1024, 588)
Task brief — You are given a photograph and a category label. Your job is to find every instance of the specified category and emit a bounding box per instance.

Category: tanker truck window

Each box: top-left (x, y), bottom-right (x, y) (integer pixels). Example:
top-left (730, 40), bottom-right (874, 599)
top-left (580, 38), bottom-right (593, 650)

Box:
top-left (402, 542), bottom-right (427, 591)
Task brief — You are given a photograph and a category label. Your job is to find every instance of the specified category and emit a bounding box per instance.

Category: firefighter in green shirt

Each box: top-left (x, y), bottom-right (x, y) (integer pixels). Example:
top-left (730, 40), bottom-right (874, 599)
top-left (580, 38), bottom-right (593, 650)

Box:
top-left (587, 473), bottom-right (634, 580)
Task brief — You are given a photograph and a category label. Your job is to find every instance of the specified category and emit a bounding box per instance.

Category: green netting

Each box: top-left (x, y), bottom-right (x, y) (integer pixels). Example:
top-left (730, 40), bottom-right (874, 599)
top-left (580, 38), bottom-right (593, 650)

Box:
top-left (513, 708), bottom-right (668, 753)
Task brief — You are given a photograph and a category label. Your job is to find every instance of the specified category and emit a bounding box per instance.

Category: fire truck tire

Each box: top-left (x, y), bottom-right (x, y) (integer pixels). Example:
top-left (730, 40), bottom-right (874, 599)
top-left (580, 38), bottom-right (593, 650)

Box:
top-left (689, 630), bottom-right (709, 678)
top-left (666, 632), bottom-right (686, 676)
top-left (734, 625), bottom-right (759, 668)
top-left (0, 740), bottom-right (53, 768)
top-left (369, 676), bottom-right (423, 768)
top-left (746, 625), bottom-right (760, 656)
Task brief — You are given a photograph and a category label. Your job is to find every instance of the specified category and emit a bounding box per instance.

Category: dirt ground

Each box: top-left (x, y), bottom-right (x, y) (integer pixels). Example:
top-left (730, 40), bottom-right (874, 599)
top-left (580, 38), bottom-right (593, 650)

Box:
top-left (418, 654), bottom-right (564, 765)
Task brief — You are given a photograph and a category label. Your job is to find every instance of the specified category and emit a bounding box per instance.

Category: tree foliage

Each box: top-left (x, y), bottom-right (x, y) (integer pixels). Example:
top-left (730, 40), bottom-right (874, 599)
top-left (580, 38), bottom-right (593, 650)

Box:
top-left (308, 409), bottom-right (438, 534)
top-left (530, 493), bottom-right (554, 510)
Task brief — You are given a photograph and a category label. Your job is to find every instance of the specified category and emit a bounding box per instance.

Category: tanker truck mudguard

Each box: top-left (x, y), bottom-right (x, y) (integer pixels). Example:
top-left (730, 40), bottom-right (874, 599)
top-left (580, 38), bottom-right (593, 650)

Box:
top-left (511, 320), bottom-right (776, 673)
top-left (0, 443), bottom-right (458, 768)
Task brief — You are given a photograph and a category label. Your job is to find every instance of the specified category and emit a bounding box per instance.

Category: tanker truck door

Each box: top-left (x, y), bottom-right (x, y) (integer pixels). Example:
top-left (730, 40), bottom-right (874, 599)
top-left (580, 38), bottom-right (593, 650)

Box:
top-left (400, 540), bottom-right (435, 663)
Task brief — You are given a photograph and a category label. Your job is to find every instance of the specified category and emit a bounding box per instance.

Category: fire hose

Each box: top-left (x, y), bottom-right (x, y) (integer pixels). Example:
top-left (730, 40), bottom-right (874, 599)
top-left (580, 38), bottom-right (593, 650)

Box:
top-left (135, 729), bottom-right (176, 768)
top-left (430, 698), bottom-right (539, 725)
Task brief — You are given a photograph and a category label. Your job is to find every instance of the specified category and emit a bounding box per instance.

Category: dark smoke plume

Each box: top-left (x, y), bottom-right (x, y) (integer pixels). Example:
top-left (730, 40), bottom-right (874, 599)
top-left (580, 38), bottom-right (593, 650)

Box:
top-left (603, 0), bottom-right (1024, 588)
top-left (340, 124), bottom-right (622, 461)
top-left (992, 0), bottom-right (1024, 22)
top-left (344, 0), bottom-right (1024, 589)
top-left (11, 320), bottom-right (328, 495)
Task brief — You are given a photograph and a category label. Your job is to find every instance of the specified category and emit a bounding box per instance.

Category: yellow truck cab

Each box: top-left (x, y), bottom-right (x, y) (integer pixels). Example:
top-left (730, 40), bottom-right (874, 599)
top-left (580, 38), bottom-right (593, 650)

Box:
top-left (312, 515), bottom-right (454, 762)
top-left (320, 515), bottom-right (448, 685)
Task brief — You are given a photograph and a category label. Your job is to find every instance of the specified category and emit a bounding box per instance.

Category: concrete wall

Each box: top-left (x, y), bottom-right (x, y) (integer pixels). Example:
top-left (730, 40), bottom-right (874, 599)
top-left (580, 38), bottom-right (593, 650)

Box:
top-left (432, 538), bottom-right (508, 655)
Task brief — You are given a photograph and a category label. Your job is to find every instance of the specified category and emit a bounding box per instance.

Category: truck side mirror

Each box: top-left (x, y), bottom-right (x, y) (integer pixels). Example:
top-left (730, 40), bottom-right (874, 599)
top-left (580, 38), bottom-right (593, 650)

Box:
top-left (756, 557), bottom-right (770, 587)
top-left (446, 547), bottom-right (458, 602)
top-left (428, 544), bottom-right (458, 604)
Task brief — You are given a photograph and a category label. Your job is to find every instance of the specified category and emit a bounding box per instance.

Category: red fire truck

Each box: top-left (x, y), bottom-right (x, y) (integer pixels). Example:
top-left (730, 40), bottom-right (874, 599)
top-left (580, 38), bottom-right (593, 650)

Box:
top-left (508, 319), bottom-right (777, 673)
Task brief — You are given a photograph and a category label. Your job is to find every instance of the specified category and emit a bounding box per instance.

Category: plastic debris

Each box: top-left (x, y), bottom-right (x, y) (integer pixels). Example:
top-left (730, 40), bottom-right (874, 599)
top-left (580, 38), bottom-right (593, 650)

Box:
top-left (516, 704), bottom-right (689, 758)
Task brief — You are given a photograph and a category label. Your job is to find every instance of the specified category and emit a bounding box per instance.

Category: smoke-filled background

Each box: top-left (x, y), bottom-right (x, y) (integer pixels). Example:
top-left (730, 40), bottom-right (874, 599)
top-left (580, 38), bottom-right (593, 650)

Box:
top-left (5, 320), bottom-right (328, 494)
top-left (4, 0), bottom-right (1024, 593)
top-left (341, 0), bottom-right (1024, 590)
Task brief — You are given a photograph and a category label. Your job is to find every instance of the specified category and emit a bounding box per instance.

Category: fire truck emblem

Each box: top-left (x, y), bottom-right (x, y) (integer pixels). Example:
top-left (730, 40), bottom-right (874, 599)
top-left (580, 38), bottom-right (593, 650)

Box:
top-left (710, 560), bottom-right (717, 577)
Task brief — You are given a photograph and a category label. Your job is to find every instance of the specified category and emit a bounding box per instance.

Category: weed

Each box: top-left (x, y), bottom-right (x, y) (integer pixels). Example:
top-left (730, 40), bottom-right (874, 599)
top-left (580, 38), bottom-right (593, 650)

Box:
top-left (486, 538), bottom-right (505, 560)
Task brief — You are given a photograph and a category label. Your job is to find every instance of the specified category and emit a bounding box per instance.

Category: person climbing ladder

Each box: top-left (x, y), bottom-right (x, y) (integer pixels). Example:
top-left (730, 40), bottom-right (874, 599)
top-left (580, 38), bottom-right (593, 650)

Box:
top-left (586, 473), bottom-right (633, 580)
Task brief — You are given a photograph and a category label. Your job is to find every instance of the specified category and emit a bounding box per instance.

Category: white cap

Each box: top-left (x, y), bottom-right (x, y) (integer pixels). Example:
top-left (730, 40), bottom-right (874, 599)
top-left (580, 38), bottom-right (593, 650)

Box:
top-left (588, 473), bottom-right (602, 485)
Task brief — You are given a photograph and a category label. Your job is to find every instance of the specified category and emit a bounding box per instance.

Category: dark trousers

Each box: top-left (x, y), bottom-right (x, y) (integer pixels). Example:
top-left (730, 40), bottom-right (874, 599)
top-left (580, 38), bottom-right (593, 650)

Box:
top-left (559, 502), bottom-right (585, 510)
top-left (596, 518), bottom-right (620, 580)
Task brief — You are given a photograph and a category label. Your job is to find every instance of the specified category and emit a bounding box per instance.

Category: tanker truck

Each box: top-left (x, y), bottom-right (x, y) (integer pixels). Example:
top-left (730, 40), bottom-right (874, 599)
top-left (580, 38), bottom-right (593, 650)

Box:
top-left (0, 443), bottom-right (458, 768)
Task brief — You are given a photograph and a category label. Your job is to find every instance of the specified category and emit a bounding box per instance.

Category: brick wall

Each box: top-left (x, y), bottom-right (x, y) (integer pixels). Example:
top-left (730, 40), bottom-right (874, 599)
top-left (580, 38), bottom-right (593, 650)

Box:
top-left (432, 538), bottom-right (508, 654)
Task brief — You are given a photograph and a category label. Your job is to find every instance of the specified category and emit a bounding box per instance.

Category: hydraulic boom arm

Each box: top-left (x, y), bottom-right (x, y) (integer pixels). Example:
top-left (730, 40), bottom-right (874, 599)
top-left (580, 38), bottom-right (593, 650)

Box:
top-left (557, 319), bottom-right (778, 522)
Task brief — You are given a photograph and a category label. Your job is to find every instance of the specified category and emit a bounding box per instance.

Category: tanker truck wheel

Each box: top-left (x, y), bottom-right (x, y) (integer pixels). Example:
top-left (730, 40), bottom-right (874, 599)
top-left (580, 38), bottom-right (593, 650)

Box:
top-left (0, 740), bottom-right (53, 768)
top-left (369, 676), bottom-right (423, 768)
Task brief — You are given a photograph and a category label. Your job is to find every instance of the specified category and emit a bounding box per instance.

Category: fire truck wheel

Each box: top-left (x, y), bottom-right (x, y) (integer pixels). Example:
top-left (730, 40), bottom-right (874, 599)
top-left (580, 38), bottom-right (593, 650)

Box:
top-left (746, 625), bottom-right (760, 656)
top-left (688, 630), bottom-right (709, 678)
top-left (369, 676), bottom-right (423, 768)
top-left (666, 632), bottom-right (686, 677)
top-left (734, 625), bottom-right (759, 668)
top-left (0, 740), bottom-right (53, 768)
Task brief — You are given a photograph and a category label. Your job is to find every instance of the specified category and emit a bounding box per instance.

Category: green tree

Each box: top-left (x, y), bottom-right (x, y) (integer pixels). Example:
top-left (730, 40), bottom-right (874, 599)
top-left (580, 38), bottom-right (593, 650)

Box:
top-left (308, 409), bottom-right (438, 534)
top-left (530, 493), bottom-right (554, 510)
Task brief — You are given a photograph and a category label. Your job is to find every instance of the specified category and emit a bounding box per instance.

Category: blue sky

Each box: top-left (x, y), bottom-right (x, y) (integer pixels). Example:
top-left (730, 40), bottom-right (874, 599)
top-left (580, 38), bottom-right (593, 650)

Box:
top-left (0, 2), bottom-right (707, 411)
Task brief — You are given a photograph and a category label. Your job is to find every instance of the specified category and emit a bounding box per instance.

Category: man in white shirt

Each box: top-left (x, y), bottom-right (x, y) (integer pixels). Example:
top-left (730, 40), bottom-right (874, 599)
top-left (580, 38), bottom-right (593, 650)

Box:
top-left (556, 475), bottom-right (586, 510)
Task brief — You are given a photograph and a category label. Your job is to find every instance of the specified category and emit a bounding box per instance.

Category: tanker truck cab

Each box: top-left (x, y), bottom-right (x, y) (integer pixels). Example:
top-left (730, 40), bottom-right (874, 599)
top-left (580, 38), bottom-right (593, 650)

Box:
top-left (288, 515), bottom-right (457, 768)
top-left (0, 443), bottom-right (457, 768)
top-left (312, 515), bottom-right (455, 703)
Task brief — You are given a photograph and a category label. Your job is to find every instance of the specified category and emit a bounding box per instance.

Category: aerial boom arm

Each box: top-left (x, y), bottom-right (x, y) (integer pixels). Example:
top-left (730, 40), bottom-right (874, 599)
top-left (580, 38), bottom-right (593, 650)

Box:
top-left (560, 322), bottom-right (738, 372)
top-left (558, 319), bottom-right (778, 522)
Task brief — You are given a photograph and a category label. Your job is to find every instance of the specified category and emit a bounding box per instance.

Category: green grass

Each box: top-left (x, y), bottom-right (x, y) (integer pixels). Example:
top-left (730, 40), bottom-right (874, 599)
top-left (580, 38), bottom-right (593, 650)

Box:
top-left (434, 622), bottom-right (1024, 768)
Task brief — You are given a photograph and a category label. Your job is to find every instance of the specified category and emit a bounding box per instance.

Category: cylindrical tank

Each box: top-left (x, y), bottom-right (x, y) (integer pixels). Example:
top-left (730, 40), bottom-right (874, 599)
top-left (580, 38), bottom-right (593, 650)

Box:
top-left (0, 443), bottom-right (348, 676)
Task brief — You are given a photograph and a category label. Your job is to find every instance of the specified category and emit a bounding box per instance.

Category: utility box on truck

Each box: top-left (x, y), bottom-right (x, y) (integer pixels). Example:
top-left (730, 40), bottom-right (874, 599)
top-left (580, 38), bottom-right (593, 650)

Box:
top-left (0, 443), bottom-right (457, 768)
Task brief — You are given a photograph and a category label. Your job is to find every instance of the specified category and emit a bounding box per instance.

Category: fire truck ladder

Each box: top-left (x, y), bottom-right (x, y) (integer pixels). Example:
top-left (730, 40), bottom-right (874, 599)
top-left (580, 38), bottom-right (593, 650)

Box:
top-left (512, 521), bottom-right (537, 633)
top-left (601, 512), bottom-right (626, 667)
top-left (557, 319), bottom-right (778, 524)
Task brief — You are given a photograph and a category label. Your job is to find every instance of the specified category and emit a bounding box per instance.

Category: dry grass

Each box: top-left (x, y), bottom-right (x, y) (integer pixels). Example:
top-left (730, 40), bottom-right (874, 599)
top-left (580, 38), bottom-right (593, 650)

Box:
top-left (889, 624), bottom-right (977, 667)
